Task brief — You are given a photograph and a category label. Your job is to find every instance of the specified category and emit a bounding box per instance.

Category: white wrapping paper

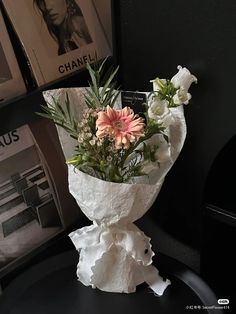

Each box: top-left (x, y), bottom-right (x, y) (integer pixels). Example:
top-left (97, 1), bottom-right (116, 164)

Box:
top-left (43, 88), bottom-right (186, 295)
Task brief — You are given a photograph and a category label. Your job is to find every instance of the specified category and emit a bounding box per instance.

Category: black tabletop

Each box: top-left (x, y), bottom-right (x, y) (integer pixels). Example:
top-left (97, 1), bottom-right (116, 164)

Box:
top-left (0, 250), bottom-right (223, 314)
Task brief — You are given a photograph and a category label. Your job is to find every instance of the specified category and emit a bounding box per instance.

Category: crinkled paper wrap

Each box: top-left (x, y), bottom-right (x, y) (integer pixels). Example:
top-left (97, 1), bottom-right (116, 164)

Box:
top-left (43, 88), bottom-right (186, 294)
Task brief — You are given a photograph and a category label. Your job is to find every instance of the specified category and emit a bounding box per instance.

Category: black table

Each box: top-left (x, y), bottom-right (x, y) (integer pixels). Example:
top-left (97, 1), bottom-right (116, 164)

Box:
top-left (0, 250), bottom-right (224, 314)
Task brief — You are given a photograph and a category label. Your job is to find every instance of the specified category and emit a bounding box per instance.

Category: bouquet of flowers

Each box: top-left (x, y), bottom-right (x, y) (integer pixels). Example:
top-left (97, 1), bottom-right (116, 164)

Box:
top-left (41, 60), bottom-right (197, 295)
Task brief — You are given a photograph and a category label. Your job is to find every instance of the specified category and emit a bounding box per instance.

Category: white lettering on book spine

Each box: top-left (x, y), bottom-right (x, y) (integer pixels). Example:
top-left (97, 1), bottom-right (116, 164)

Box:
top-left (0, 125), bottom-right (34, 162)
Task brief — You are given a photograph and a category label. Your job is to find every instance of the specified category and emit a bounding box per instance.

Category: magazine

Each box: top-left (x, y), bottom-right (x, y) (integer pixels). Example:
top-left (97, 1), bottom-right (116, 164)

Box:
top-left (0, 121), bottom-right (80, 276)
top-left (2, 0), bottom-right (111, 86)
top-left (0, 9), bottom-right (26, 103)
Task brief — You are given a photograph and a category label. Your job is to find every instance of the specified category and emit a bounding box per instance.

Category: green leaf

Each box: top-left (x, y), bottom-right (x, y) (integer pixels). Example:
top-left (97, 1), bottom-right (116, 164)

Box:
top-left (163, 134), bottom-right (169, 143)
top-left (100, 66), bottom-right (119, 100)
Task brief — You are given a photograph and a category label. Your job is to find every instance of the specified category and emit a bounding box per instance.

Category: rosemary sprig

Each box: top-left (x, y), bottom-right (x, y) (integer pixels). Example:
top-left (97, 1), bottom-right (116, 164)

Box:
top-left (37, 58), bottom-right (120, 137)
top-left (85, 60), bottom-right (120, 109)
top-left (37, 94), bottom-right (79, 139)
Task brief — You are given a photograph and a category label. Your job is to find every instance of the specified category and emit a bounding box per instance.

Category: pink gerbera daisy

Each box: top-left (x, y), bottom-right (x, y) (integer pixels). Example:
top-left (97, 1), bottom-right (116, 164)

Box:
top-left (96, 106), bottom-right (145, 149)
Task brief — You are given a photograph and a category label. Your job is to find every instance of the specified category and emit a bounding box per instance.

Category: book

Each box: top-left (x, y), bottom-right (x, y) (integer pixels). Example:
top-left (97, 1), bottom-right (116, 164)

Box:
top-left (2, 0), bottom-right (111, 86)
top-left (0, 9), bottom-right (26, 103)
top-left (0, 120), bottom-right (80, 277)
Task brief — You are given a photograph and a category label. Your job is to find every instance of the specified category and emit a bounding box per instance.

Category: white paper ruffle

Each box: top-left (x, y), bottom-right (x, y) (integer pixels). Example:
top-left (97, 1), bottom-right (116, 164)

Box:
top-left (69, 221), bottom-right (170, 294)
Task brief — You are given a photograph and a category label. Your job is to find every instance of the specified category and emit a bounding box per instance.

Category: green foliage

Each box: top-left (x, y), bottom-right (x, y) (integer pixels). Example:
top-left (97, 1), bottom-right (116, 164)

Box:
top-left (37, 58), bottom-right (170, 183)
top-left (84, 59), bottom-right (120, 109)
top-left (150, 79), bottom-right (178, 108)
top-left (37, 93), bottom-right (79, 139)
top-left (37, 58), bottom-right (120, 137)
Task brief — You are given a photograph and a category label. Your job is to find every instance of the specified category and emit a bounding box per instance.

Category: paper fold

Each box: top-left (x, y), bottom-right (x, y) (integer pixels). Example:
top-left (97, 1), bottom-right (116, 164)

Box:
top-left (69, 223), bottom-right (170, 294)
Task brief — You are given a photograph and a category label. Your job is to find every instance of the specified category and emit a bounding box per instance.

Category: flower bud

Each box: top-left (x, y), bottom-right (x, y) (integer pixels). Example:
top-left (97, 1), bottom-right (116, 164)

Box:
top-left (171, 65), bottom-right (197, 92)
top-left (150, 78), bottom-right (167, 92)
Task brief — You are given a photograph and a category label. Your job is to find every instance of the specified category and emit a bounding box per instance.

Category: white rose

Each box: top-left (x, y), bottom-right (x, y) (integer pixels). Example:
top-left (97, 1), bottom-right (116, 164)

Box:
top-left (150, 78), bottom-right (167, 92)
top-left (171, 65), bottom-right (197, 92)
top-left (173, 87), bottom-right (192, 105)
top-left (148, 98), bottom-right (174, 127)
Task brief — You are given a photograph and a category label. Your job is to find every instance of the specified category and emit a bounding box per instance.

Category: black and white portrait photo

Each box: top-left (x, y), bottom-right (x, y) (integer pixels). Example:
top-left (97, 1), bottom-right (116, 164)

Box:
top-left (34, 0), bottom-right (93, 55)
top-left (2, 0), bottom-right (111, 85)
top-left (0, 41), bottom-right (12, 84)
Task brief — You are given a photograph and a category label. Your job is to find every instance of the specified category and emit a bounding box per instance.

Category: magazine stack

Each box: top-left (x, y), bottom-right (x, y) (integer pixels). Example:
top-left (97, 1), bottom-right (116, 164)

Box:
top-left (0, 121), bottom-right (80, 279)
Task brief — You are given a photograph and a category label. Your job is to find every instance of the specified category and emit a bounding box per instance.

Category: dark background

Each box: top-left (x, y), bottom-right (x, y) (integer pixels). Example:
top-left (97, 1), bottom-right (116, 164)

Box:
top-left (113, 0), bottom-right (236, 248)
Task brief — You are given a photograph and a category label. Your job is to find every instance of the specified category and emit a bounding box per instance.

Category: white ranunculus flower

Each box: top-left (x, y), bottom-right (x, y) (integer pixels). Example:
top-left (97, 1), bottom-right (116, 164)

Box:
top-left (173, 87), bottom-right (192, 105)
top-left (150, 78), bottom-right (167, 92)
top-left (148, 98), bottom-right (173, 127)
top-left (171, 65), bottom-right (197, 92)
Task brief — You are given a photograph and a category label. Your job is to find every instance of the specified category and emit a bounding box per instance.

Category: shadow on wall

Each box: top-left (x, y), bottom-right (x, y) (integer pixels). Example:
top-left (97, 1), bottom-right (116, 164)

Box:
top-left (201, 135), bottom-right (236, 302)
top-left (113, 0), bottom-right (236, 248)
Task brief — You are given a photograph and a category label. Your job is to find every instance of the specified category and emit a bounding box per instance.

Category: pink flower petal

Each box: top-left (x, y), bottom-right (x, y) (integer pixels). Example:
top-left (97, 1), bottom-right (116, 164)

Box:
top-left (96, 105), bottom-right (145, 149)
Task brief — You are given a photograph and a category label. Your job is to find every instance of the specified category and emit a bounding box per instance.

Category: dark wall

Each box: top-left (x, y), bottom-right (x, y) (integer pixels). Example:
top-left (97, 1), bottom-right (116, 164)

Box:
top-left (113, 0), bottom-right (236, 247)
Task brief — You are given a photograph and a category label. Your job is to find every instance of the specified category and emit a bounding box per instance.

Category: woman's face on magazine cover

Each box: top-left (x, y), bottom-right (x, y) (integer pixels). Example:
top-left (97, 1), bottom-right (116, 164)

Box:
top-left (44, 0), bottom-right (68, 26)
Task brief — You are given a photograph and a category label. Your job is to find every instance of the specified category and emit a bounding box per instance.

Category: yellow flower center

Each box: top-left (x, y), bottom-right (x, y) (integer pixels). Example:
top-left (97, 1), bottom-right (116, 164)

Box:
top-left (114, 120), bottom-right (125, 130)
top-left (153, 106), bottom-right (162, 114)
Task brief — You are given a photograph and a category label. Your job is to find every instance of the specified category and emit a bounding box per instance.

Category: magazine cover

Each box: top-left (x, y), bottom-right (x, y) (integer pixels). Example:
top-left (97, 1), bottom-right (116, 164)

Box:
top-left (0, 9), bottom-right (26, 103)
top-left (2, 0), bottom-right (111, 86)
top-left (0, 124), bottom-right (67, 274)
